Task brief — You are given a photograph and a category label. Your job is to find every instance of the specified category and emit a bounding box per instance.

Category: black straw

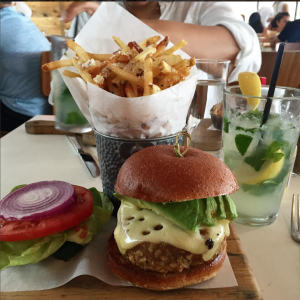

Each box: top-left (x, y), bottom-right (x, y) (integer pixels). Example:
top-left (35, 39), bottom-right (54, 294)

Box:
top-left (261, 43), bottom-right (286, 126)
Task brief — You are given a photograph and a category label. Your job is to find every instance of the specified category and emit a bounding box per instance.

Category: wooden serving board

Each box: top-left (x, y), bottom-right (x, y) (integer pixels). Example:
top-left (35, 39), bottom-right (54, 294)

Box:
top-left (25, 120), bottom-right (96, 146)
top-left (1, 224), bottom-right (262, 300)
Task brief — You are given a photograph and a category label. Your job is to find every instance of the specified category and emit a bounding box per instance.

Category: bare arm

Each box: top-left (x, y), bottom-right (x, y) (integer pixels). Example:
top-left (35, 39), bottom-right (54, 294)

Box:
top-left (282, 3), bottom-right (289, 13)
top-left (271, 36), bottom-right (280, 48)
top-left (142, 19), bottom-right (240, 73)
top-left (63, 1), bottom-right (100, 23)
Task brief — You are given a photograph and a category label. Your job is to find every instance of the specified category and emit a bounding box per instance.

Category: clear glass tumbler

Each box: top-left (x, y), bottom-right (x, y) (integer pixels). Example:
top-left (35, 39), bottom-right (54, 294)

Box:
top-left (187, 59), bottom-right (230, 132)
top-left (222, 86), bottom-right (300, 226)
top-left (51, 35), bottom-right (91, 133)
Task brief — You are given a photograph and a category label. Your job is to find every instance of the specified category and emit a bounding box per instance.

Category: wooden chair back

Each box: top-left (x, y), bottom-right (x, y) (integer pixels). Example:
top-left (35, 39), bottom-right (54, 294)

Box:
top-left (258, 51), bottom-right (300, 88)
top-left (40, 51), bottom-right (51, 96)
top-left (285, 43), bottom-right (300, 51)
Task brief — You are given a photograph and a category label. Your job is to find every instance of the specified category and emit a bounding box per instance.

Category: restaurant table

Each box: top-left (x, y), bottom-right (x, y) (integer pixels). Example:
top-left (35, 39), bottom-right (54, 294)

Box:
top-left (1, 115), bottom-right (299, 300)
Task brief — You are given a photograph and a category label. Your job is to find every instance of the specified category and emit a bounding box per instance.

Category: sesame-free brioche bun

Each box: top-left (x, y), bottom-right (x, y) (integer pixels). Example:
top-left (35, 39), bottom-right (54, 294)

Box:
top-left (106, 234), bottom-right (227, 291)
top-left (115, 145), bottom-right (238, 203)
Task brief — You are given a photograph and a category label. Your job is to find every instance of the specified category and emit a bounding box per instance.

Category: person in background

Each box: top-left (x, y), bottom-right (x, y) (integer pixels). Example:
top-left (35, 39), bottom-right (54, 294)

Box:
top-left (271, 19), bottom-right (300, 47)
top-left (249, 12), bottom-right (265, 33)
top-left (15, 1), bottom-right (32, 18)
top-left (258, 5), bottom-right (274, 28)
top-left (0, 2), bottom-right (51, 132)
top-left (63, 1), bottom-right (261, 84)
top-left (269, 12), bottom-right (290, 32)
top-left (273, 1), bottom-right (289, 15)
top-left (249, 12), bottom-right (270, 42)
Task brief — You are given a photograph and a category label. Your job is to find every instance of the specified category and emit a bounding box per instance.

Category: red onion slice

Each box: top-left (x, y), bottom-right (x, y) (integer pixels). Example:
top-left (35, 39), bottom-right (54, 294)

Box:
top-left (0, 181), bottom-right (77, 221)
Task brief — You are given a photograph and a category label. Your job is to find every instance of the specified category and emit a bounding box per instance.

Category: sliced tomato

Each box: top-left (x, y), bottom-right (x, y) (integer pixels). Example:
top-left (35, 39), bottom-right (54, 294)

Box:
top-left (0, 185), bottom-right (93, 242)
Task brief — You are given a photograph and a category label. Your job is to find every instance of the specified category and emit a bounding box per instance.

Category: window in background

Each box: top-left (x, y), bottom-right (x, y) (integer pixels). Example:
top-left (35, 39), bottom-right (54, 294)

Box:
top-left (258, 1), bottom-right (298, 21)
top-left (229, 1), bottom-right (258, 23)
top-left (296, 2), bottom-right (300, 19)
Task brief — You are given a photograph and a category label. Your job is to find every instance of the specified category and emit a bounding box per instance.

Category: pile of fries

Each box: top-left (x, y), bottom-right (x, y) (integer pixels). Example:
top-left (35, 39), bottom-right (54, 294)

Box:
top-left (42, 35), bottom-right (195, 98)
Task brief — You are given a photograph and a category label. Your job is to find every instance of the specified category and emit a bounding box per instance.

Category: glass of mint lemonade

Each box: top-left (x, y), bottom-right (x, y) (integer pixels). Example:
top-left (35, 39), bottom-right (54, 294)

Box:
top-left (222, 86), bottom-right (300, 226)
top-left (51, 35), bottom-right (91, 133)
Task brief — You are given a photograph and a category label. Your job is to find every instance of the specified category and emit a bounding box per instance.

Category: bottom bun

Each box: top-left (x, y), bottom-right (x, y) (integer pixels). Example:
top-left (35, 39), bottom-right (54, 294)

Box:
top-left (106, 234), bottom-right (227, 291)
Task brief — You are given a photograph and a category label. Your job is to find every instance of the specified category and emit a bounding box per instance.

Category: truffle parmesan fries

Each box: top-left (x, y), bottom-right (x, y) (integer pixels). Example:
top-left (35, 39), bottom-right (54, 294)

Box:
top-left (42, 35), bottom-right (195, 97)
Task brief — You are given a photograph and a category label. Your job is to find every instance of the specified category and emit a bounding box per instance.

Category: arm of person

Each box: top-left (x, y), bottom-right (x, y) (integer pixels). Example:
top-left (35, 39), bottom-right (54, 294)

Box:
top-left (270, 36), bottom-right (281, 48)
top-left (271, 21), bottom-right (291, 48)
top-left (63, 1), bottom-right (100, 23)
top-left (282, 3), bottom-right (289, 13)
top-left (149, 2), bottom-right (260, 83)
top-left (142, 19), bottom-right (239, 74)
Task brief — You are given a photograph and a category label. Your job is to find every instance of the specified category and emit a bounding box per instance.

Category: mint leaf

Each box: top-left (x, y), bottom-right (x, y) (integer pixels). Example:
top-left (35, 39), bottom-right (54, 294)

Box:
top-left (273, 152), bottom-right (284, 163)
top-left (265, 141), bottom-right (284, 163)
top-left (235, 134), bottom-right (253, 156)
top-left (244, 146), bottom-right (268, 171)
top-left (265, 141), bottom-right (281, 158)
top-left (235, 127), bottom-right (259, 134)
top-left (223, 117), bottom-right (230, 133)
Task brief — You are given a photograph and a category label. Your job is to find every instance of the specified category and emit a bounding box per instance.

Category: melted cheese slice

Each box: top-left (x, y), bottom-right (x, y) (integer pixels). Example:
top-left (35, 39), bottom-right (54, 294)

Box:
top-left (114, 201), bottom-right (230, 261)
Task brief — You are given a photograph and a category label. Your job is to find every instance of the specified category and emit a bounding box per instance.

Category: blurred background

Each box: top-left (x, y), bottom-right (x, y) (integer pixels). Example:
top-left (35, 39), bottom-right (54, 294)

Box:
top-left (26, 1), bottom-right (300, 36)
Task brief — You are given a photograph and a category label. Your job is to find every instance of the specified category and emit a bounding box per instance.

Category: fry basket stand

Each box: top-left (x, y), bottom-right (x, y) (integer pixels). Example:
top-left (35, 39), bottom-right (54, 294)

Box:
top-left (93, 129), bottom-right (184, 215)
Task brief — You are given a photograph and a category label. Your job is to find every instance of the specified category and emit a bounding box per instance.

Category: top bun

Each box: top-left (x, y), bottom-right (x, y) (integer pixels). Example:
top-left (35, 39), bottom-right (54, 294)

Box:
top-left (115, 145), bottom-right (238, 203)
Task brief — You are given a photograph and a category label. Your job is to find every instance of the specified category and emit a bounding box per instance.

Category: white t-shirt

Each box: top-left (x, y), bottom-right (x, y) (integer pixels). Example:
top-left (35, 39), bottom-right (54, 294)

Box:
top-left (273, 2), bottom-right (288, 15)
top-left (66, 1), bottom-right (261, 83)
top-left (259, 6), bottom-right (275, 27)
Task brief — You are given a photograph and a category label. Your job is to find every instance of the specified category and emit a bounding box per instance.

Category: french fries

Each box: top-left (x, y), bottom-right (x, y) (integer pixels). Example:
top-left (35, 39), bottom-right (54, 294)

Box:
top-left (42, 60), bottom-right (73, 71)
top-left (67, 40), bottom-right (90, 62)
top-left (62, 70), bottom-right (81, 79)
top-left (72, 58), bottom-right (99, 87)
top-left (153, 36), bottom-right (169, 58)
top-left (139, 35), bottom-right (161, 49)
top-left (41, 35), bottom-right (194, 98)
top-left (125, 82), bottom-right (136, 98)
top-left (143, 54), bottom-right (153, 96)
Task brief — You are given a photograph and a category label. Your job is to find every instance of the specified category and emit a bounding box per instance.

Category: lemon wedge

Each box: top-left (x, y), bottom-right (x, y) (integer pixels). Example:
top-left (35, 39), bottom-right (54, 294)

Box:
top-left (234, 151), bottom-right (284, 185)
top-left (238, 72), bottom-right (261, 110)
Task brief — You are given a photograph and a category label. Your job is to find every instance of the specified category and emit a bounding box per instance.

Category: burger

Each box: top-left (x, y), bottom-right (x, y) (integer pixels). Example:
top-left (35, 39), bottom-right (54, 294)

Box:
top-left (0, 181), bottom-right (113, 270)
top-left (106, 145), bottom-right (238, 290)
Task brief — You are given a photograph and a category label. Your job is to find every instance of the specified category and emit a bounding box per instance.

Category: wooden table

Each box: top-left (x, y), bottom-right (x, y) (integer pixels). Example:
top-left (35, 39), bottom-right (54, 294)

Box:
top-left (1, 116), bottom-right (300, 300)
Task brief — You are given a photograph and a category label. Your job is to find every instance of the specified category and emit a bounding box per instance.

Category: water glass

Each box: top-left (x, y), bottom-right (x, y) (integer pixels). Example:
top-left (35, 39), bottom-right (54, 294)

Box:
top-left (222, 86), bottom-right (300, 226)
top-left (187, 59), bottom-right (230, 151)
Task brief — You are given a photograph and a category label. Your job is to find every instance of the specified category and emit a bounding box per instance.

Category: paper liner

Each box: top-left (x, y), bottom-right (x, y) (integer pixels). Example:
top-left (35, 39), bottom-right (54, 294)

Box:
top-left (60, 2), bottom-right (197, 138)
top-left (1, 218), bottom-right (237, 292)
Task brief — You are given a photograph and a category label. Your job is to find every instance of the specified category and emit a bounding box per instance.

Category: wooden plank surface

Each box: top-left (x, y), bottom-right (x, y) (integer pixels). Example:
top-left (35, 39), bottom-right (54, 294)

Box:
top-left (25, 120), bottom-right (95, 146)
top-left (27, 1), bottom-right (72, 35)
top-left (1, 223), bottom-right (262, 300)
top-left (258, 51), bottom-right (300, 88)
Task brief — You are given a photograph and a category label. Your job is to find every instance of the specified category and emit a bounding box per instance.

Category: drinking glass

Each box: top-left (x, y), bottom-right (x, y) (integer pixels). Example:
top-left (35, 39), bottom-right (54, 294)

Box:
top-left (222, 86), bottom-right (300, 226)
top-left (51, 35), bottom-right (91, 133)
top-left (187, 59), bottom-right (230, 151)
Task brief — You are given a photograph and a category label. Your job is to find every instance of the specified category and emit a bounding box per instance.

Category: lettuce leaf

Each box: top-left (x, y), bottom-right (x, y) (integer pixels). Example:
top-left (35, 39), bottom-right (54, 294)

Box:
top-left (115, 194), bottom-right (237, 232)
top-left (0, 187), bottom-right (112, 270)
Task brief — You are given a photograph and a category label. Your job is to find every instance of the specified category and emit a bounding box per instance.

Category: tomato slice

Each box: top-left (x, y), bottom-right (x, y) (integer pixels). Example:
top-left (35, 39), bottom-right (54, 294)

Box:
top-left (0, 185), bottom-right (93, 242)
